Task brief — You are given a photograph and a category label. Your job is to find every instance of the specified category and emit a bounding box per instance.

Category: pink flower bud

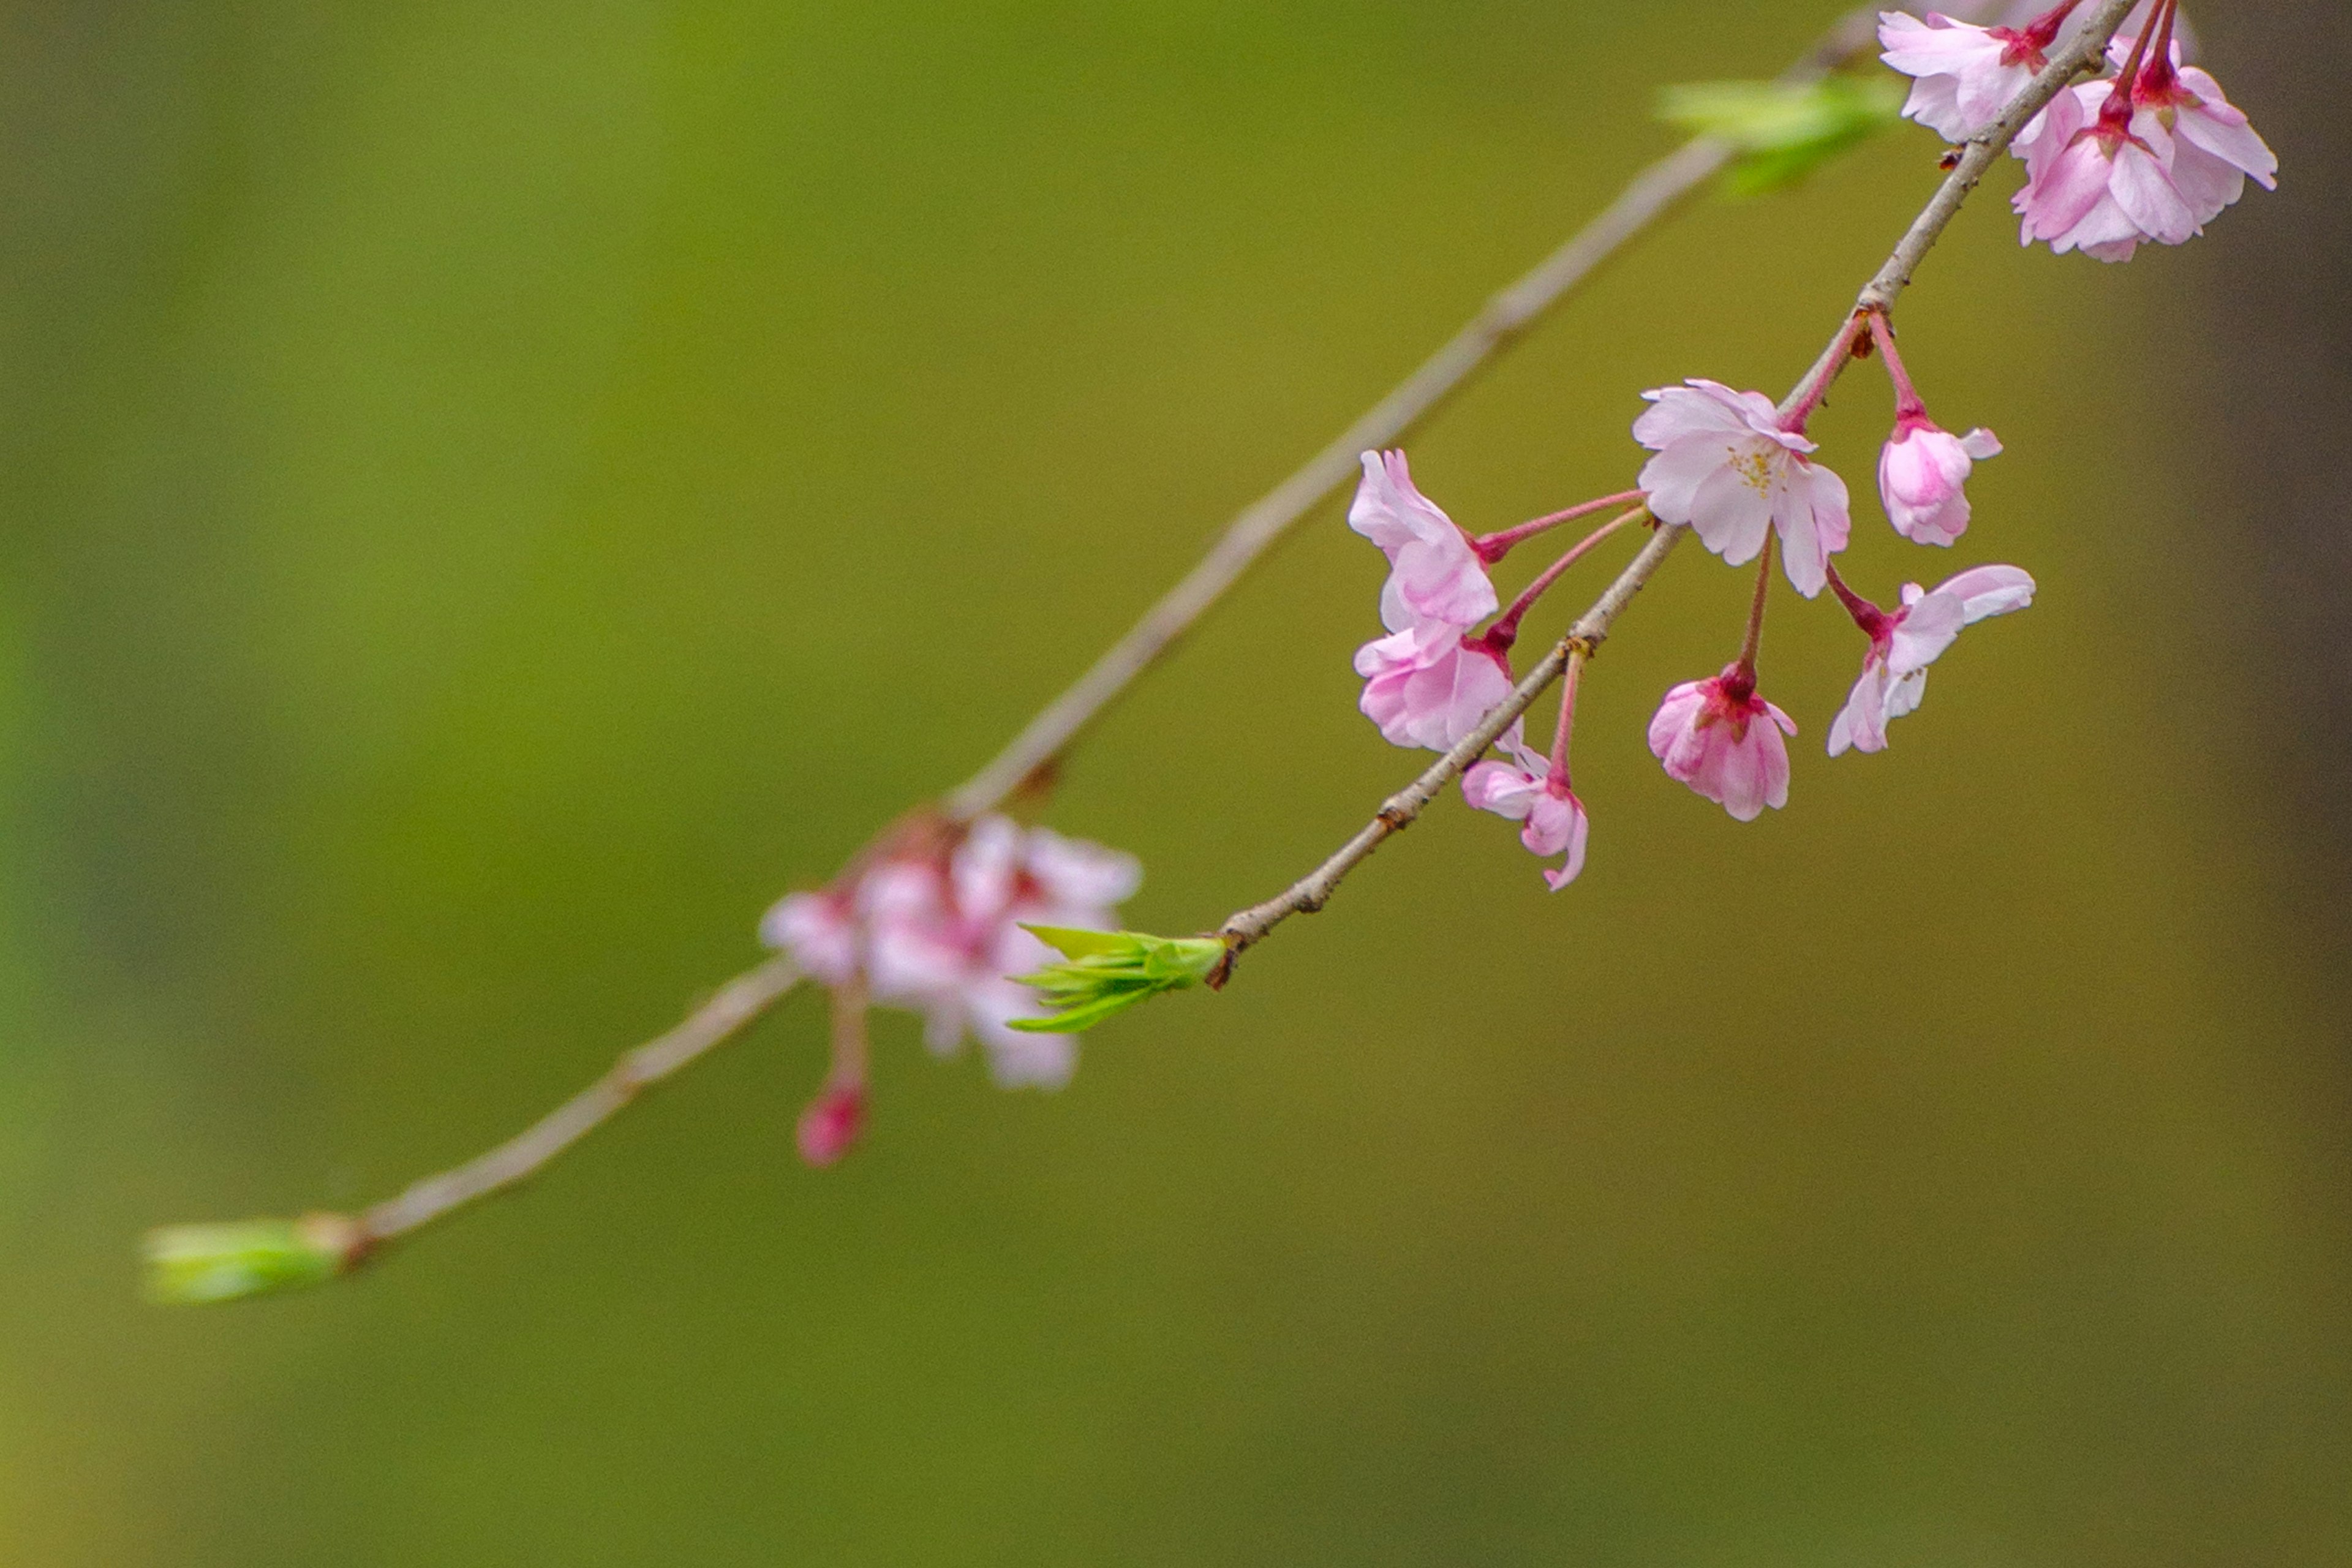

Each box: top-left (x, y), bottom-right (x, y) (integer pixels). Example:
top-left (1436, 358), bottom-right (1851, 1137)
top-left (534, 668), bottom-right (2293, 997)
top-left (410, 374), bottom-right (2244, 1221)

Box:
top-left (796, 1082), bottom-right (867, 1167)
top-left (1878, 418), bottom-right (2001, 546)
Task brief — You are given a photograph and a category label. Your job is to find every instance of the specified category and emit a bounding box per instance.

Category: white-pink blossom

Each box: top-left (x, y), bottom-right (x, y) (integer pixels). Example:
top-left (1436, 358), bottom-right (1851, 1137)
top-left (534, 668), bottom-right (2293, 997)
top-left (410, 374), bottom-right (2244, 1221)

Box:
top-left (1355, 620), bottom-right (1515, 752)
top-left (1646, 667), bottom-right (1799, 822)
top-left (1879, 10), bottom-right (2054, 142)
top-left (2013, 81), bottom-right (2197, 261)
top-left (1349, 450), bottom-right (1498, 633)
top-left (2120, 37), bottom-right (2277, 229)
top-left (760, 816), bottom-right (1140, 1090)
top-left (1634, 379), bottom-right (1852, 598)
top-left (1461, 728), bottom-right (1589, 890)
top-left (1879, 417), bottom-right (2002, 546)
top-left (1827, 565), bottom-right (2035, 755)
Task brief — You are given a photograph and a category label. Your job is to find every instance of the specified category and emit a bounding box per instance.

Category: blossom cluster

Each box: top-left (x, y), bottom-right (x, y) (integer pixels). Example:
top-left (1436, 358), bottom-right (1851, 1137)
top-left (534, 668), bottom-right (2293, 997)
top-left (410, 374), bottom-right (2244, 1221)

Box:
top-left (759, 0), bottom-right (2272, 1152)
top-left (1883, 0), bottom-right (2274, 262)
top-left (761, 815), bottom-right (1140, 1156)
top-left (1340, 1), bottom-right (2272, 889)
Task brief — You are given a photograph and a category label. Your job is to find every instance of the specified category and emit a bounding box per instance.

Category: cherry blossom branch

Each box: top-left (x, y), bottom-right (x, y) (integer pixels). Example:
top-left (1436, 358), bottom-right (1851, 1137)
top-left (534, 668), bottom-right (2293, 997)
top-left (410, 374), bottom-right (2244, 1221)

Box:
top-left (943, 8), bottom-right (1883, 825)
top-left (1213, 521), bottom-right (1684, 971)
top-left (141, 4), bottom-right (1896, 1300)
top-left (1207, 0), bottom-right (2141, 977)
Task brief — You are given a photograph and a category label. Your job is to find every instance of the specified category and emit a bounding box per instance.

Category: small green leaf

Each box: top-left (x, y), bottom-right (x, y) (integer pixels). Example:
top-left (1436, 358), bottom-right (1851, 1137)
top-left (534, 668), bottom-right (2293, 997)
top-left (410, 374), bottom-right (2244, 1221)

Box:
top-left (1657, 76), bottom-right (1906, 195)
top-left (1009, 927), bottom-right (1226, 1033)
top-left (145, 1214), bottom-right (360, 1305)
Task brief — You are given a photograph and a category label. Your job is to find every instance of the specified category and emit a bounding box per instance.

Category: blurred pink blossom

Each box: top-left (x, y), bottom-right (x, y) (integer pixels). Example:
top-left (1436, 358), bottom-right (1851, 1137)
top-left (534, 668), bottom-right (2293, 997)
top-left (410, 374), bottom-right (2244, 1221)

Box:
top-left (761, 816), bottom-right (1140, 1091)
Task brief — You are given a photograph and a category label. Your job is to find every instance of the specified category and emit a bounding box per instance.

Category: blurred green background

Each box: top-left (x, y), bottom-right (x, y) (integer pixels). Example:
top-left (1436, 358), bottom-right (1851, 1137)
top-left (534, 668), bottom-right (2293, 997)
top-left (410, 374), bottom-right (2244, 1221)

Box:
top-left (2, 1), bottom-right (2346, 1562)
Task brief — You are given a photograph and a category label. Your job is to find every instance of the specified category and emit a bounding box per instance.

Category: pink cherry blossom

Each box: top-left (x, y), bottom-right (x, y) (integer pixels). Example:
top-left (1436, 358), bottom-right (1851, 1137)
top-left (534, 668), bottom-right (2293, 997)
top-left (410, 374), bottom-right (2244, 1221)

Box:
top-left (1879, 417), bottom-right (2002, 546)
top-left (1826, 565), bottom-right (2035, 755)
top-left (1461, 728), bottom-right (1590, 890)
top-left (760, 816), bottom-right (1140, 1091)
top-left (2013, 81), bottom-right (2197, 262)
top-left (1646, 666), bottom-right (1798, 822)
top-left (760, 888), bottom-right (859, 986)
top-left (1355, 620), bottom-right (1515, 752)
top-left (1634, 379), bottom-right (1852, 598)
top-left (2121, 37), bottom-right (2277, 228)
top-left (796, 1082), bottom-right (867, 1167)
top-left (1879, 10), bottom-right (2056, 142)
top-left (1349, 450), bottom-right (1498, 633)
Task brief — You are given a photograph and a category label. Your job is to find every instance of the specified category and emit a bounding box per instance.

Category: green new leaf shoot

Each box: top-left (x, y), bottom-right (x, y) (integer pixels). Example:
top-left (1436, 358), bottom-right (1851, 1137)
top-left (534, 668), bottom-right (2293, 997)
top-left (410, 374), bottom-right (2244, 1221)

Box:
top-left (1007, 927), bottom-right (1227, 1033)
top-left (1658, 76), bottom-right (1907, 196)
top-left (145, 1214), bottom-right (360, 1305)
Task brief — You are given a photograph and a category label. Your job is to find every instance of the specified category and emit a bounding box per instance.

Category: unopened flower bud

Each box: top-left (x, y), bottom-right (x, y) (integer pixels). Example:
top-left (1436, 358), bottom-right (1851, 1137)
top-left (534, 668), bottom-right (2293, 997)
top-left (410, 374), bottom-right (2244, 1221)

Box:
top-left (796, 1082), bottom-right (867, 1168)
top-left (143, 1212), bottom-right (364, 1305)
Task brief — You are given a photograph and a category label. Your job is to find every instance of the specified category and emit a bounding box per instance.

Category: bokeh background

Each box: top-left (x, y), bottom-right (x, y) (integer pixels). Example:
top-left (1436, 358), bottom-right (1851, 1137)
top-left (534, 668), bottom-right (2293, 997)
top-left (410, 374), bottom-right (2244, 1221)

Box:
top-left (1, 1), bottom-right (2346, 1562)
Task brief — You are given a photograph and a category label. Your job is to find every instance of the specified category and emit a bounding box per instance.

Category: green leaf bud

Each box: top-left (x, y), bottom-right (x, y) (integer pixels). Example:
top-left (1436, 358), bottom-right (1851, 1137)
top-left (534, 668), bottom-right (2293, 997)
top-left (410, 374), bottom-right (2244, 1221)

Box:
top-left (1007, 926), bottom-right (1227, 1034)
top-left (144, 1213), bottom-right (364, 1305)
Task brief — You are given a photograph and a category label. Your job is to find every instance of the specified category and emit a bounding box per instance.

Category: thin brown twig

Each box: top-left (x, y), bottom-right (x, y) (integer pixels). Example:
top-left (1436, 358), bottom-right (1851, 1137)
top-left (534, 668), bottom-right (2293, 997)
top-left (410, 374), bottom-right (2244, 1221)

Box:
top-left (1209, 0), bottom-right (2138, 971)
top-left (350, 956), bottom-right (804, 1249)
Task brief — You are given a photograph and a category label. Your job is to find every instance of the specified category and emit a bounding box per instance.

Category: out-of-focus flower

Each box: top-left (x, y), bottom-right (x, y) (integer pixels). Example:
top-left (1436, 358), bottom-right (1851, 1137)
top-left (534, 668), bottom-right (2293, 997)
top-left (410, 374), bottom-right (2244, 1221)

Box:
top-left (1355, 621), bottom-right (1515, 752)
top-left (1461, 729), bottom-right (1590, 889)
top-left (1647, 666), bottom-right (1799, 821)
top-left (761, 816), bottom-right (1142, 1091)
top-left (1634, 379), bottom-right (1851, 598)
top-left (796, 1082), bottom-right (867, 1167)
top-left (1880, 418), bottom-right (2002, 545)
top-left (1349, 450), bottom-right (1498, 633)
top-left (1827, 564), bottom-right (2036, 755)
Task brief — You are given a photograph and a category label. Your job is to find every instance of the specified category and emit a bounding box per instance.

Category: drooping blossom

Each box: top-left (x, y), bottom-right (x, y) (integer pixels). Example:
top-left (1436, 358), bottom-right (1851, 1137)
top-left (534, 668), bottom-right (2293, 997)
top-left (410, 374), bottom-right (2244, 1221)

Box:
top-left (761, 816), bottom-right (1141, 1090)
top-left (1634, 379), bottom-right (1851, 598)
top-left (1826, 565), bottom-right (2036, 755)
top-left (1348, 450), bottom-right (1498, 634)
top-left (1647, 666), bottom-right (1799, 822)
top-left (2013, 80), bottom-right (2195, 260)
top-left (1461, 725), bottom-right (1590, 890)
top-left (1879, 8), bottom-right (2065, 142)
top-left (2013, 10), bottom-right (2272, 262)
top-left (2117, 35), bottom-right (2277, 230)
top-left (1880, 418), bottom-right (2002, 545)
top-left (1346, 450), bottom-right (1510, 751)
top-left (1355, 621), bottom-right (1515, 751)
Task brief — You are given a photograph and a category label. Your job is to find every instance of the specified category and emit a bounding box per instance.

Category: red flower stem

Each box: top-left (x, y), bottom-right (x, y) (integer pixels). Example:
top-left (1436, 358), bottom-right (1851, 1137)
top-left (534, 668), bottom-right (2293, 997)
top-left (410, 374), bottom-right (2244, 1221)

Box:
top-left (2138, 0), bottom-right (2180, 96)
top-left (1548, 646), bottom-right (1586, 786)
top-left (1822, 559), bottom-right (1889, 637)
top-left (1778, 312), bottom-right (1869, 432)
top-left (1472, 489), bottom-right (1648, 564)
top-left (1864, 310), bottom-right (1928, 420)
top-left (2022, 0), bottom-right (2086, 50)
top-left (828, 971), bottom-right (871, 1088)
top-left (2104, 0), bottom-right (2158, 113)
top-left (1482, 505), bottom-right (1649, 653)
top-left (1733, 533), bottom-right (1776, 680)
